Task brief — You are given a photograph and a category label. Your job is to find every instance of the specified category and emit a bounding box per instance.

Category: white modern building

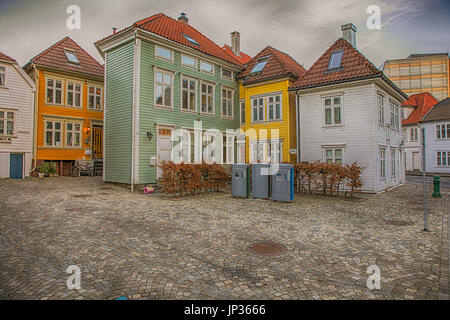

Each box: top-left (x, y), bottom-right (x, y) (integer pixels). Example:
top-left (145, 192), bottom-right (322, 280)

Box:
top-left (0, 51), bottom-right (36, 179)
top-left (290, 24), bottom-right (408, 193)
top-left (420, 98), bottom-right (450, 174)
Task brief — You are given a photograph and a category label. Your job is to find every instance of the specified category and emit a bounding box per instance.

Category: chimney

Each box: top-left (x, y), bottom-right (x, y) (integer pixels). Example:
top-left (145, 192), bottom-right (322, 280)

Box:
top-left (341, 23), bottom-right (357, 47)
top-left (112, 27), bottom-right (117, 35)
top-left (230, 31), bottom-right (240, 56)
top-left (178, 12), bottom-right (188, 24)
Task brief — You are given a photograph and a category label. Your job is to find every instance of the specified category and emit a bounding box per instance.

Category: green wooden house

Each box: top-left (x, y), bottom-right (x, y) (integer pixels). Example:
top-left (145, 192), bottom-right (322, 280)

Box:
top-left (95, 13), bottom-right (250, 186)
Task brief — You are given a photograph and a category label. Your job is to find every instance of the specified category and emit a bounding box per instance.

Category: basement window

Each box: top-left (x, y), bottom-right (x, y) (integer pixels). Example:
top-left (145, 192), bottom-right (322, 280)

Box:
top-left (64, 49), bottom-right (79, 64)
top-left (328, 50), bottom-right (343, 70)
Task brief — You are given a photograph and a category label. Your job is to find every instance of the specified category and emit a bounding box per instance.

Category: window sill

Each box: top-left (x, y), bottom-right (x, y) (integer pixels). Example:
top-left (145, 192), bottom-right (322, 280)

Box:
top-left (180, 109), bottom-right (198, 114)
top-left (221, 115), bottom-right (234, 120)
top-left (154, 105), bottom-right (173, 111)
top-left (322, 124), bottom-right (344, 129)
top-left (0, 86), bottom-right (9, 90)
top-left (155, 56), bottom-right (174, 63)
top-left (87, 108), bottom-right (103, 112)
top-left (200, 112), bottom-right (215, 117)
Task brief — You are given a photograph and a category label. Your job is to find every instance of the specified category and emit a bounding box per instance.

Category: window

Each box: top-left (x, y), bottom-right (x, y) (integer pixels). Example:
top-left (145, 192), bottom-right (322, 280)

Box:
top-left (66, 122), bottom-right (81, 147)
top-left (221, 87), bottom-right (233, 117)
top-left (200, 61), bottom-right (213, 73)
top-left (64, 49), bottom-right (79, 64)
top-left (221, 68), bottom-right (232, 80)
top-left (155, 70), bottom-right (172, 108)
top-left (183, 34), bottom-right (200, 46)
top-left (67, 82), bottom-right (82, 107)
top-left (46, 79), bottom-right (63, 105)
top-left (269, 141), bottom-right (282, 164)
top-left (324, 147), bottom-right (343, 165)
top-left (410, 128), bottom-right (418, 142)
top-left (88, 86), bottom-right (103, 110)
top-left (0, 66), bottom-right (5, 87)
top-left (436, 124), bottom-right (449, 139)
top-left (391, 148), bottom-right (396, 178)
top-left (267, 95), bottom-right (282, 121)
top-left (240, 101), bottom-right (245, 125)
top-left (155, 46), bottom-right (173, 61)
top-left (437, 151), bottom-right (450, 167)
top-left (390, 101), bottom-right (399, 129)
top-left (182, 77), bottom-right (197, 112)
top-left (250, 60), bottom-right (267, 74)
top-left (252, 98), bottom-right (264, 122)
top-left (0, 109), bottom-right (16, 136)
top-left (180, 131), bottom-right (191, 163)
top-left (257, 141), bottom-right (267, 163)
top-left (204, 133), bottom-right (216, 162)
top-left (377, 94), bottom-right (385, 125)
top-left (181, 55), bottom-right (196, 68)
top-left (200, 82), bottom-right (214, 114)
top-left (328, 50), bottom-right (343, 70)
top-left (224, 134), bottom-right (234, 164)
top-left (380, 147), bottom-right (386, 179)
top-left (324, 96), bottom-right (342, 125)
top-left (45, 121), bottom-right (62, 147)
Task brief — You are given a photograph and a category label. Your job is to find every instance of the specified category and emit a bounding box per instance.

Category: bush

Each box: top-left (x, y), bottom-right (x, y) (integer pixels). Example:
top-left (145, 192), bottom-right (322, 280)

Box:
top-left (158, 161), bottom-right (230, 196)
top-left (294, 161), bottom-right (363, 198)
top-left (37, 162), bottom-right (56, 175)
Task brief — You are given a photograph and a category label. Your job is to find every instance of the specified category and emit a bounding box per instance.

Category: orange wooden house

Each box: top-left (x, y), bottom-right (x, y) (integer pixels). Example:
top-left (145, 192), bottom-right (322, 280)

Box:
top-left (23, 37), bottom-right (104, 176)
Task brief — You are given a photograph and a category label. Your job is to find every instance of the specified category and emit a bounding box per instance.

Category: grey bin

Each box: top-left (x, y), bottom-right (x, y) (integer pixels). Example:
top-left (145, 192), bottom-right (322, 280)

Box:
top-left (252, 163), bottom-right (271, 199)
top-left (231, 164), bottom-right (250, 198)
top-left (271, 164), bottom-right (294, 202)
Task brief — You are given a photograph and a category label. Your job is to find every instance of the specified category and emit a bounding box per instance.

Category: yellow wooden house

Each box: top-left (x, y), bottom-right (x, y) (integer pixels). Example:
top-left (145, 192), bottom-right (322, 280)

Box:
top-left (236, 46), bottom-right (306, 164)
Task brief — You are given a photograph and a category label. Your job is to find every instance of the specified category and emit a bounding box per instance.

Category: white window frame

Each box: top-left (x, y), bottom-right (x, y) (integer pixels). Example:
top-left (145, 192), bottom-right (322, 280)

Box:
top-left (437, 151), bottom-right (450, 167)
top-left (65, 122), bottom-right (82, 148)
top-left (181, 54), bottom-right (196, 68)
top-left (181, 75), bottom-right (198, 113)
top-left (268, 140), bottom-right (283, 164)
top-left (200, 60), bottom-right (214, 74)
top-left (200, 81), bottom-right (215, 115)
top-left (323, 95), bottom-right (343, 126)
top-left (410, 127), bottom-right (418, 142)
top-left (391, 148), bottom-right (396, 179)
top-left (154, 68), bottom-right (174, 109)
top-left (44, 120), bottom-right (63, 147)
top-left (221, 86), bottom-right (234, 118)
top-left (323, 147), bottom-right (343, 165)
top-left (266, 94), bottom-right (282, 122)
top-left (436, 123), bottom-right (450, 140)
top-left (239, 100), bottom-right (246, 126)
top-left (251, 97), bottom-right (265, 123)
top-left (379, 147), bottom-right (386, 180)
top-left (390, 100), bottom-right (400, 130)
top-left (377, 93), bottom-right (385, 126)
top-left (88, 86), bottom-right (103, 110)
top-left (155, 45), bottom-right (174, 62)
top-left (221, 68), bottom-right (233, 80)
top-left (66, 81), bottom-right (82, 108)
top-left (46, 78), bottom-right (63, 105)
top-left (0, 109), bottom-right (17, 137)
top-left (224, 133), bottom-right (235, 164)
top-left (0, 64), bottom-right (7, 88)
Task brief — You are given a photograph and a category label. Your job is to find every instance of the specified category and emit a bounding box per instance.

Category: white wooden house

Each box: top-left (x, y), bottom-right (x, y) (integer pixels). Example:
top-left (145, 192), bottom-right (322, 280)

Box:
top-left (289, 24), bottom-right (408, 193)
top-left (0, 51), bottom-right (36, 179)
top-left (420, 98), bottom-right (450, 174)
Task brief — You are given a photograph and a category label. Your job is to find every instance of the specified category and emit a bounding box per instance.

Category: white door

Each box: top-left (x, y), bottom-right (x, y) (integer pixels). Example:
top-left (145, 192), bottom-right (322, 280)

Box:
top-left (412, 152), bottom-right (420, 171)
top-left (157, 128), bottom-right (172, 179)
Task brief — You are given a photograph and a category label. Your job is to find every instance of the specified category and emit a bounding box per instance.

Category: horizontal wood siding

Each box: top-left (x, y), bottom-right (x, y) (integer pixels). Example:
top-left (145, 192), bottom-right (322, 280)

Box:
top-left (105, 41), bottom-right (134, 183)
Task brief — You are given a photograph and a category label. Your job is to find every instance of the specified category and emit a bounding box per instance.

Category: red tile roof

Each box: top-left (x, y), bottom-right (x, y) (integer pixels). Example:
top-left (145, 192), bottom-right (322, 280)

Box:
top-left (96, 13), bottom-right (244, 67)
top-left (25, 37), bottom-right (104, 79)
top-left (401, 92), bottom-right (439, 126)
top-left (0, 51), bottom-right (17, 64)
top-left (222, 44), bottom-right (252, 65)
top-left (290, 38), bottom-right (382, 90)
top-left (237, 46), bottom-right (306, 85)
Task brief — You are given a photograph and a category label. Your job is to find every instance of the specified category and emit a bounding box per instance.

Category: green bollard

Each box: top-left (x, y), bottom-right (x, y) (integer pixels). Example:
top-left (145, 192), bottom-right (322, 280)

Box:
top-left (432, 176), bottom-right (441, 198)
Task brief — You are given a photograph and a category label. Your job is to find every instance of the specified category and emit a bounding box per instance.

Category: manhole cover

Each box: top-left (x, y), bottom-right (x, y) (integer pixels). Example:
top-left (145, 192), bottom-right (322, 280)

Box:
top-left (72, 195), bottom-right (92, 198)
top-left (385, 220), bottom-right (414, 226)
top-left (248, 242), bottom-right (287, 256)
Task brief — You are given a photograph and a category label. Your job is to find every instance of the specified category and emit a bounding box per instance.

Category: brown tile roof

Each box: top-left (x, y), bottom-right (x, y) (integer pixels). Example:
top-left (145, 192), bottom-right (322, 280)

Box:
top-left (0, 51), bottom-right (17, 64)
top-left (222, 44), bottom-right (252, 65)
top-left (401, 93), bottom-right (439, 126)
top-left (95, 13), bottom-right (244, 67)
top-left (421, 98), bottom-right (450, 122)
top-left (237, 46), bottom-right (306, 85)
top-left (290, 38), bottom-right (383, 90)
top-left (25, 37), bottom-right (104, 79)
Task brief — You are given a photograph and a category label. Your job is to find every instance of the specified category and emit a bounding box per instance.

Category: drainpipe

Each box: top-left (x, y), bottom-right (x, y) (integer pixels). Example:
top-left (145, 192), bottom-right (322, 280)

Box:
top-left (131, 31), bottom-right (137, 192)
top-left (31, 64), bottom-right (39, 173)
top-left (295, 92), bottom-right (301, 162)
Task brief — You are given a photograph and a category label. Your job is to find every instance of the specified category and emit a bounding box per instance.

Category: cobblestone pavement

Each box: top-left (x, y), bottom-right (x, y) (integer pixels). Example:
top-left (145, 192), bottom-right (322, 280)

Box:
top-left (0, 177), bottom-right (448, 300)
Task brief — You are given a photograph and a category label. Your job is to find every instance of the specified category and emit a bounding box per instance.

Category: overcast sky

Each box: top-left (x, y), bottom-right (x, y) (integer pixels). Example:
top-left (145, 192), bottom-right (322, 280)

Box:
top-left (0, 0), bottom-right (449, 69)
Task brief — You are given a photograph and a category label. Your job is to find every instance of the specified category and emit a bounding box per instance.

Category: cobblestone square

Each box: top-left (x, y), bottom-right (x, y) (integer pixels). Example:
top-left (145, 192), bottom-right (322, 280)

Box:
top-left (0, 177), bottom-right (448, 300)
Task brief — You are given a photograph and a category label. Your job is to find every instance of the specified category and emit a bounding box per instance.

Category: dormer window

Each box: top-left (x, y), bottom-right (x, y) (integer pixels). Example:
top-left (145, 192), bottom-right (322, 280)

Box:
top-left (64, 49), bottom-right (79, 64)
top-left (183, 34), bottom-right (199, 46)
top-left (328, 50), bottom-right (343, 70)
top-left (250, 60), bottom-right (267, 74)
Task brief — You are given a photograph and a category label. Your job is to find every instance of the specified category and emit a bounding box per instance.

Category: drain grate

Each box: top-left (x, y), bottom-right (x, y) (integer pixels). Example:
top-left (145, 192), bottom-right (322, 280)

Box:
top-left (385, 220), bottom-right (414, 226)
top-left (72, 195), bottom-right (92, 198)
top-left (248, 242), bottom-right (287, 256)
